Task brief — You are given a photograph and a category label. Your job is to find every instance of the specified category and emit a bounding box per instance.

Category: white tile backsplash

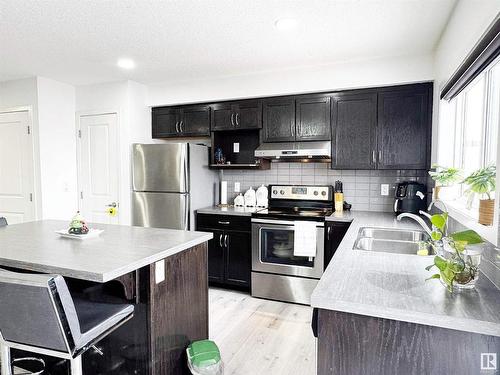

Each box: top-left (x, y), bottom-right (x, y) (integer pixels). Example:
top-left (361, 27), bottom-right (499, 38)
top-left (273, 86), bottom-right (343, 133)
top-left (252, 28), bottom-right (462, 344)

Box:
top-left (220, 162), bottom-right (428, 212)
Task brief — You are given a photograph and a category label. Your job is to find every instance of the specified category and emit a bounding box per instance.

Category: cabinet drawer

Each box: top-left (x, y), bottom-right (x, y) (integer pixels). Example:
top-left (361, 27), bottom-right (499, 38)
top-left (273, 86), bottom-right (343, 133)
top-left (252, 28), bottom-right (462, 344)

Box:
top-left (196, 213), bottom-right (251, 232)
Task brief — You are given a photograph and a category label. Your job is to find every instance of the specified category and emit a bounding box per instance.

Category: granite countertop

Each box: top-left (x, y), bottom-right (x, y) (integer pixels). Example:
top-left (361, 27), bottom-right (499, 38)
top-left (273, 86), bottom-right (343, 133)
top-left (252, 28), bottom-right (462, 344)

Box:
top-left (197, 205), bottom-right (264, 216)
top-left (313, 211), bottom-right (500, 337)
top-left (0, 220), bottom-right (212, 282)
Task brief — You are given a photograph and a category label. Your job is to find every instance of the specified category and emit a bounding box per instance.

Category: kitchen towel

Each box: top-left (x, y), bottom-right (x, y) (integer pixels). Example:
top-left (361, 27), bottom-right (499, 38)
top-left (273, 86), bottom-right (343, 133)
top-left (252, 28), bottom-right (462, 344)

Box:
top-left (293, 221), bottom-right (317, 257)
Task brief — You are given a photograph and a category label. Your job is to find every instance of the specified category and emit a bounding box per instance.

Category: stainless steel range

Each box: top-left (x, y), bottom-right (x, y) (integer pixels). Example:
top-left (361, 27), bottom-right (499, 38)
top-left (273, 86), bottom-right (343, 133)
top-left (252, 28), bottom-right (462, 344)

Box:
top-left (251, 184), bottom-right (333, 305)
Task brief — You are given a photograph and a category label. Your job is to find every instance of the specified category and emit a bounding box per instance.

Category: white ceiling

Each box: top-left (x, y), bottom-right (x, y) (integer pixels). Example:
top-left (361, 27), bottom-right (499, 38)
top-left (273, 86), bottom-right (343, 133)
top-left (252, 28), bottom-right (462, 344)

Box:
top-left (0, 0), bottom-right (457, 86)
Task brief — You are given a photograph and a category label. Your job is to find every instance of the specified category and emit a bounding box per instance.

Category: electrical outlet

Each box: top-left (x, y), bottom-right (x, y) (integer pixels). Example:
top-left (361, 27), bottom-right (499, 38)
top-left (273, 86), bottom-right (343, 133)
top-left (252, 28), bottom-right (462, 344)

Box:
top-left (233, 143), bottom-right (240, 153)
top-left (234, 182), bottom-right (240, 192)
top-left (381, 184), bottom-right (389, 196)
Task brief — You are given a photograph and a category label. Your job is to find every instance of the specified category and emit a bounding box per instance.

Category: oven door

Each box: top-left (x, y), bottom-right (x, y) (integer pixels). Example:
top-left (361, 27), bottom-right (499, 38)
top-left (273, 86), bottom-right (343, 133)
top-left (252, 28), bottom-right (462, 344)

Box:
top-left (251, 218), bottom-right (324, 279)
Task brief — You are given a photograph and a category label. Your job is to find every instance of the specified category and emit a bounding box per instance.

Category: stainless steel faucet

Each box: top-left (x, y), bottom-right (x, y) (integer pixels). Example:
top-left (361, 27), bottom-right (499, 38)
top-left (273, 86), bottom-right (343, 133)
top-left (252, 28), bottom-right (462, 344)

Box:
top-left (396, 212), bottom-right (433, 236)
top-left (428, 199), bottom-right (449, 213)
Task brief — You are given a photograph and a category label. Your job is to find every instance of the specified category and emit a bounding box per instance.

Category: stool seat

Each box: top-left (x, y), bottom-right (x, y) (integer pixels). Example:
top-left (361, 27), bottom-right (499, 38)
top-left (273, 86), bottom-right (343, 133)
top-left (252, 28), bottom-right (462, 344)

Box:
top-left (0, 269), bottom-right (134, 375)
top-left (73, 299), bottom-right (134, 350)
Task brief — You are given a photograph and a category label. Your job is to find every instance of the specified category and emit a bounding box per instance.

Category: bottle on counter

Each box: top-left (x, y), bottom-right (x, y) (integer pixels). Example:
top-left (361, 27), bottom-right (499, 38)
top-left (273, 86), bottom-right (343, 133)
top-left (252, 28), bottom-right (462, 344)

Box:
top-left (244, 187), bottom-right (256, 207)
top-left (334, 180), bottom-right (344, 213)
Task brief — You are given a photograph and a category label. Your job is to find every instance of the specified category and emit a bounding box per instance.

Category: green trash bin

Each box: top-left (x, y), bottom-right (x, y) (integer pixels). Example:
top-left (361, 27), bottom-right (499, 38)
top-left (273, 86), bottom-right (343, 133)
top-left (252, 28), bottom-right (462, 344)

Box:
top-left (186, 340), bottom-right (223, 375)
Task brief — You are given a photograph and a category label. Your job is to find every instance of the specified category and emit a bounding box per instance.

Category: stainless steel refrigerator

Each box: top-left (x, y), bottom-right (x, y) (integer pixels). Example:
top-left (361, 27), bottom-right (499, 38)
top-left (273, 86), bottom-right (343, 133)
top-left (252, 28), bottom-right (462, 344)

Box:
top-left (132, 143), bottom-right (218, 230)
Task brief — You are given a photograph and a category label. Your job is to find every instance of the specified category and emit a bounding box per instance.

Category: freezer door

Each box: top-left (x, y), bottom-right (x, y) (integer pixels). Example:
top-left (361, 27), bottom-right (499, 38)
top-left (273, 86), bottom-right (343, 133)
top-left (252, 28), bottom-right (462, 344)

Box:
top-left (132, 192), bottom-right (189, 230)
top-left (132, 143), bottom-right (189, 193)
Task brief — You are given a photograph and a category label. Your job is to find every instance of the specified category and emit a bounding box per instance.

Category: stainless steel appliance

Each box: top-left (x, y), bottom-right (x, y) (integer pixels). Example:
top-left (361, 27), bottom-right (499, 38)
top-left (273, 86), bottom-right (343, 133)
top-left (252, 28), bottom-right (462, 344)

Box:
top-left (132, 143), bottom-right (218, 230)
top-left (254, 141), bottom-right (331, 161)
top-left (251, 185), bottom-right (333, 305)
top-left (394, 181), bottom-right (427, 215)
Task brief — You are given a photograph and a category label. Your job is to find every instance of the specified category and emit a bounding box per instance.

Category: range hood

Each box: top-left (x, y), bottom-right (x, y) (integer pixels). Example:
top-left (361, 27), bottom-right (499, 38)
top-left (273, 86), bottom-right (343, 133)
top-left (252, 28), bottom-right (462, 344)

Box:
top-left (254, 141), bottom-right (331, 161)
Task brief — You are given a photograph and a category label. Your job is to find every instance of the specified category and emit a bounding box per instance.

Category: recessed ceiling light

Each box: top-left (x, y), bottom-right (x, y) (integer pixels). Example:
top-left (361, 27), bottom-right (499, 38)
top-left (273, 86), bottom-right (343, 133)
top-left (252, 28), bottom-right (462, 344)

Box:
top-left (274, 18), bottom-right (297, 31)
top-left (117, 58), bottom-right (135, 70)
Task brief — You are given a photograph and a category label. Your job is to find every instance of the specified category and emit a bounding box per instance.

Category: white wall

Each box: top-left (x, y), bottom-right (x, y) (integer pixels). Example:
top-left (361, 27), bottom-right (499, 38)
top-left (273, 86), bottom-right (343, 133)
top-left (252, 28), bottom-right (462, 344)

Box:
top-left (0, 77), bottom-right (43, 218)
top-left (37, 77), bottom-right (77, 219)
top-left (75, 80), bottom-right (150, 225)
top-left (147, 53), bottom-right (434, 106)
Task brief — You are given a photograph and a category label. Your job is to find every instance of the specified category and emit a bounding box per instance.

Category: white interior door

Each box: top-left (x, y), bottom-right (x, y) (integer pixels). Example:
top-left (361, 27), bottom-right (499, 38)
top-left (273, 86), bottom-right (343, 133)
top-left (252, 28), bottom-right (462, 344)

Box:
top-left (0, 111), bottom-right (35, 224)
top-left (78, 113), bottom-right (119, 224)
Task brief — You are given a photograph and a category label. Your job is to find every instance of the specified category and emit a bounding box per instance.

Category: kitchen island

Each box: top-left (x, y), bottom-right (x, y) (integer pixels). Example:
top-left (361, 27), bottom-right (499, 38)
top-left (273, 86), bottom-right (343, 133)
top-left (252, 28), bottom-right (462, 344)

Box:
top-left (313, 211), bottom-right (500, 375)
top-left (0, 220), bottom-right (212, 374)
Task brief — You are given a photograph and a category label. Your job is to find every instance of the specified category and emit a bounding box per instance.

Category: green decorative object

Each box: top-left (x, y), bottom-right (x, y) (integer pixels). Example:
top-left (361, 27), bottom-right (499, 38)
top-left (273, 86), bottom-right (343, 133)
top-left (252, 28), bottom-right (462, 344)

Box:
top-left (463, 165), bottom-right (496, 226)
top-left (424, 213), bottom-right (483, 292)
top-left (463, 165), bottom-right (496, 201)
top-left (428, 164), bottom-right (462, 186)
top-left (68, 211), bottom-right (89, 235)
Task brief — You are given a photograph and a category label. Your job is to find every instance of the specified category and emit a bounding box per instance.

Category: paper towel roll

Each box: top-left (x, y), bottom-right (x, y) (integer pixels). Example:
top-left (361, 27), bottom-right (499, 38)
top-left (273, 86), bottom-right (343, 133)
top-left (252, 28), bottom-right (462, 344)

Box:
top-left (220, 181), bottom-right (228, 205)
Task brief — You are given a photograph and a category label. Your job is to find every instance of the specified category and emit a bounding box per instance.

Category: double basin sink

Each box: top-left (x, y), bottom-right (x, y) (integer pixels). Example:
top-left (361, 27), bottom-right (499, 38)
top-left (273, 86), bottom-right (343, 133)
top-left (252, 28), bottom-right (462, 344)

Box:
top-left (353, 227), bottom-right (430, 255)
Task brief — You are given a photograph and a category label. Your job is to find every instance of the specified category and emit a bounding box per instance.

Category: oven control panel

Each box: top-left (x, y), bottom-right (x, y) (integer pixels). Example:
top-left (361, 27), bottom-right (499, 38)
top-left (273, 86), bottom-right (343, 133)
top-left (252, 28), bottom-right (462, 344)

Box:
top-left (269, 185), bottom-right (331, 201)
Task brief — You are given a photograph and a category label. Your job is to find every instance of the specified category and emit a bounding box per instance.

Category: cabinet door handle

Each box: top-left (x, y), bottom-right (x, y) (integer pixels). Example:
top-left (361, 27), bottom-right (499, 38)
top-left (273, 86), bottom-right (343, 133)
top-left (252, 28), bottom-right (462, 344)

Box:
top-left (235, 113), bottom-right (240, 126)
top-left (372, 150), bottom-right (376, 164)
top-left (175, 121), bottom-right (179, 133)
top-left (179, 120), bottom-right (184, 132)
top-left (224, 234), bottom-right (228, 248)
top-left (378, 150), bottom-right (382, 163)
top-left (290, 122), bottom-right (294, 137)
top-left (231, 113), bottom-right (235, 126)
top-left (218, 221), bottom-right (230, 225)
top-left (219, 233), bottom-right (223, 247)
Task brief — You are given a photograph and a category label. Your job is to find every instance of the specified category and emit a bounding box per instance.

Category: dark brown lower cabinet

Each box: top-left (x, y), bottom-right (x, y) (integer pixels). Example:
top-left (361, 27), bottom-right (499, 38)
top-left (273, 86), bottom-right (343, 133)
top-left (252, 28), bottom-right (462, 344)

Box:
top-left (317, 309), bottom-right (500, 375)
top-left (201, 228), bottom-right (251, 289)
top-left (324, 221), bottom-right (351, 269)
top-left (197, 213), bottom-right (251, 290)
top-left (207, 229), bottom-right (225, 283)
top-left (224, 231), bottom-right (251, 287)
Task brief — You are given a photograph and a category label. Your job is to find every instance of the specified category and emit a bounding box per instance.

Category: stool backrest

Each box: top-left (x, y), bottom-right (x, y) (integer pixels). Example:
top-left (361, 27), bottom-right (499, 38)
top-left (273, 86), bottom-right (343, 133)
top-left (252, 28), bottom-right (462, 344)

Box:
top-left (0, 217), bottom-right (7, 227)
top-left (0, 269), bottom-right (82, 355)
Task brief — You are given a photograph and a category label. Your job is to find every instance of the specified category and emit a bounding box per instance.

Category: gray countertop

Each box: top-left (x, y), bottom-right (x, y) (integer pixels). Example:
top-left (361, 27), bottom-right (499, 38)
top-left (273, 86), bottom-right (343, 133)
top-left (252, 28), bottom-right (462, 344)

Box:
top-left (313, 211), bottom-right (500, 337)
top-left (197, 205), bottom-right (262, 216)
top-left (0, 220), bottom-right (212, 282)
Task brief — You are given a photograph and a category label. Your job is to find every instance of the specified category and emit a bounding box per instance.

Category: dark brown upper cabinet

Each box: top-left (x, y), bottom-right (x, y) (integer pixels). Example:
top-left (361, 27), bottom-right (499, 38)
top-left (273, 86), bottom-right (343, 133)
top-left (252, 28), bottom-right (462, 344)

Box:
top-left (331, 92), bottom-right (377, 169)
top-left (152, 104), bottom-right (210, 138)
top-left (295, 95), bottom-right (331, 141)
top-left (211, 100), bottom-right (262, 131)
top-left (262, 97), bottom-right (296, 142)
top-left (180, 105), bottom-right (211, 136)
top-left (377, 85), bottom-right (432, 169)
top-left (330, 83), bottom-right (432, 170)
top-left (152, 107), bottom-right (179, 138)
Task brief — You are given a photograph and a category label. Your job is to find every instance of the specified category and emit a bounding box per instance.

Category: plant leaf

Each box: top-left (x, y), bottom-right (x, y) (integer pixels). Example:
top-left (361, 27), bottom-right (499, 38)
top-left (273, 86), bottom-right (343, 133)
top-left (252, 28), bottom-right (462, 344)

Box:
top-left (426, 274), bottom-right (441, 281)
top-left (431, 230), bottom-right (442, 241)
top-left (434, 256), bottom-right (447, 271)
top-left (425, 264), bottom-right (435, 271)
top-left (431, 214), bottom-right (447, 232)
top-left (450, 230), bottom-right (483, 245)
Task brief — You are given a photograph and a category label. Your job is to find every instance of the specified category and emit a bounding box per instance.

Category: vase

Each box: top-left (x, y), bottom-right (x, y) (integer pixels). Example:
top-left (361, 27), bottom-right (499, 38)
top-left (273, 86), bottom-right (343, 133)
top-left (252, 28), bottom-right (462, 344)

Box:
top-left (478, 199), bottom-right (494, 226)
top-left (441, 244), bottom-right (482, 290)
top-left (433, 186), bottom-right (441, 200)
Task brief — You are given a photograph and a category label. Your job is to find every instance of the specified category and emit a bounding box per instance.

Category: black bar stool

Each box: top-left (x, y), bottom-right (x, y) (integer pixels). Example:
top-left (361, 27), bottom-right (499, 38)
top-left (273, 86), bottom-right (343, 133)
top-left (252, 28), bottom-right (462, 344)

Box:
top-left (0, 269), bottom-right (134, 375)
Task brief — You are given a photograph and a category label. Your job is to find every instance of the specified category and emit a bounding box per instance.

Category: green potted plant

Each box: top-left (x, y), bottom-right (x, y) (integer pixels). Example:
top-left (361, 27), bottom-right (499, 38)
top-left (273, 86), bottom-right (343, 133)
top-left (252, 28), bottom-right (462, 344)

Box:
top-left (425, 212), bottom-right (484, 292)
top-left (463, 165), bottom-right (496, 226)
top-left (428, 165), bottom-right (462, 200)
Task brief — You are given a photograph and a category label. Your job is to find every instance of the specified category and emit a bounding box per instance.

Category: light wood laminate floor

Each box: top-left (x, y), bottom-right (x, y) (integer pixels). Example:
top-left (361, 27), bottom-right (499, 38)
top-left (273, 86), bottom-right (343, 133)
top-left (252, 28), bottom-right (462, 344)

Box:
top-left (209, 288), bottom-right (316, 375)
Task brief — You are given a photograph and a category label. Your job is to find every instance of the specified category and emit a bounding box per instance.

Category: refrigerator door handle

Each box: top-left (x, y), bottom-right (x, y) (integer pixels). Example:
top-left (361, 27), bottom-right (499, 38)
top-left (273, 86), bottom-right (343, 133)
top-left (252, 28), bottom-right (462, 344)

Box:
top-left (183, 196), bottom-right (189, 230)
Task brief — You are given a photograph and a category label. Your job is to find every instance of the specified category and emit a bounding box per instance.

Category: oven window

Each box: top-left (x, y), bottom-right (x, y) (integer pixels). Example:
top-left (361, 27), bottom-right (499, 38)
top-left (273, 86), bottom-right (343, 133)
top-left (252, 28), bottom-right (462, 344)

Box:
top-left (260, 227), bottom-right (314, 267)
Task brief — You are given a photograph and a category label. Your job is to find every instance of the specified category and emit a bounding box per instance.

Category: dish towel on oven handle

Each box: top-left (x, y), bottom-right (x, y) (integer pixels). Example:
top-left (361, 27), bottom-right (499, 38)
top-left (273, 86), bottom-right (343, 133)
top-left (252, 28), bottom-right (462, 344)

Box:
top-left (293, 221), bottom-right (317, 257)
